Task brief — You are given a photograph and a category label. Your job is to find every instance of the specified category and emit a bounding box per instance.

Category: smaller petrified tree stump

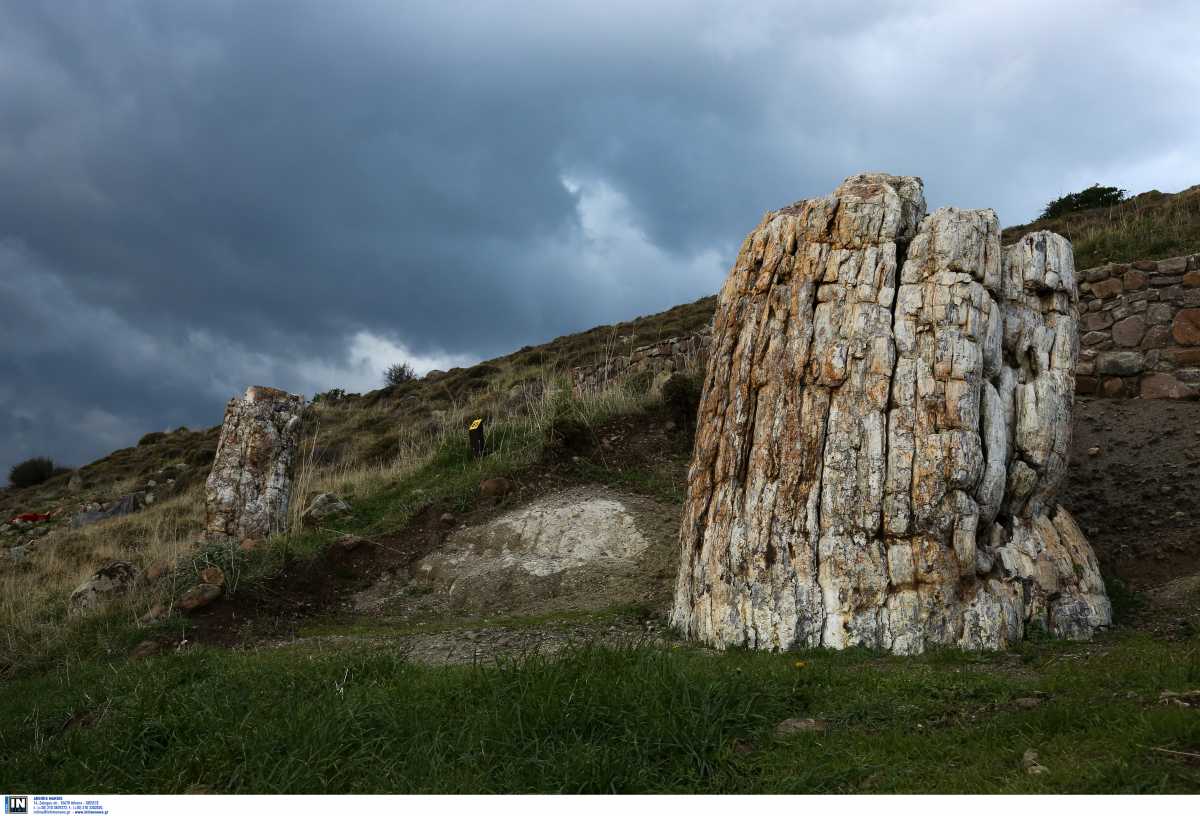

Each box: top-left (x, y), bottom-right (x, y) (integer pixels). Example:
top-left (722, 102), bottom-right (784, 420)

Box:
top-left (205, 386), bottom-right (305, 542)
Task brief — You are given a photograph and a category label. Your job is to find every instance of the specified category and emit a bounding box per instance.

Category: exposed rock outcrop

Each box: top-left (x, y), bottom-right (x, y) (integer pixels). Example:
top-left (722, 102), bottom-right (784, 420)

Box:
top-left (68, 561), bottom-right (141, 616)
top-left (205, 386), bottom-right (305, 542)
top-left (671, 173), bottom-right (1110, 655)
top-left (301, 492), bottom-right (351, 524)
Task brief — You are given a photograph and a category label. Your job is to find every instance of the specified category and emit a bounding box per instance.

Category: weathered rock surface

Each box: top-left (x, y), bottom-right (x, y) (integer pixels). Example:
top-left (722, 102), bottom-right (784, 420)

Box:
top-left (176, 582), bottom-right (223, 613)
top-left (423, 487), bottom-right (651, 581)
top-left (368, 486), bottom-right (680, 619)
top-left (301, 492), bottom-right (351, 523)
top-left (68, 561), bottom-right (141, 616)
top-left (205, 386), bottom-right (305, 542)
top-left (671, 173), bottom-right (1111, 655)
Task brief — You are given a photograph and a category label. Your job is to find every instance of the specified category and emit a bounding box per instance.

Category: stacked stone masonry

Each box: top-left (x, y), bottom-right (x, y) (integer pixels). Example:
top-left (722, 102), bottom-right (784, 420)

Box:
top-left (570, 330), bottom-right (710, 394)
top-left (571, 253), bottom-right (1200, 402)
top-left (1074, 253), bottom-right (1200, 399)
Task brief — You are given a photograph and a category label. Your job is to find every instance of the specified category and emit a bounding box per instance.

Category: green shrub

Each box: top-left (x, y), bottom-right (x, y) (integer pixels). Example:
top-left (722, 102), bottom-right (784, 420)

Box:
top-left (1039, 184), bottom-right (1126, 220)
top-left (384, 363), bottom-right (417, 386)
top-left (9, 456), bottom-right (56, 488)
top-left (662, 372), bottom-right (703, 432)
top-left (313, 388), bottom-right (346, 404)
top-left (138, 432), bottom-right (166, 447)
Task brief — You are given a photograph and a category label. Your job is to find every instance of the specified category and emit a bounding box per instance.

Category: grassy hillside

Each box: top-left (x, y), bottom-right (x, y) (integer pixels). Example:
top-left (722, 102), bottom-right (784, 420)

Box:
top-left (3, 188), bottom-right (1200, 793)
top-left (1002, 184), bottom-right (1200, 270)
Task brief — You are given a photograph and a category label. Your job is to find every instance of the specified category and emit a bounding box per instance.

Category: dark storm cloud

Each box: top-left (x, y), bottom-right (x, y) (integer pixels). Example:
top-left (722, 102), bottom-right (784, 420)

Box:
top-left (1, 0), bottom-right (1198, 476)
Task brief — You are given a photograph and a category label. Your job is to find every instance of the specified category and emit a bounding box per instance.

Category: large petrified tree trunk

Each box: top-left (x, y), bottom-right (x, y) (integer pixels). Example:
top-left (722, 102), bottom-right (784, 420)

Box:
top-left (671, 173), bottom-right (1110, 654)
top-left (205, 385), bottom-right (306, 543)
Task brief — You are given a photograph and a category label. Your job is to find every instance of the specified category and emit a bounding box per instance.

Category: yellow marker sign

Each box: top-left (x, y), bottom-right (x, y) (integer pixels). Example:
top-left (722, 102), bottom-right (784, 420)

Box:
top-left (469, 419), bottom-right (482, 431)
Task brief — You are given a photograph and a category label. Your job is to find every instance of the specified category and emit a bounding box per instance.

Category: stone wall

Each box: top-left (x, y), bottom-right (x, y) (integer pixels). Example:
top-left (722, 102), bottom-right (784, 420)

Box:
top-left (570, 329), bottom-right (710, 394)
top-left (1075, 253), bottom-right (1200, 399)
top-left (572, 252), bottom-right (1200, 401)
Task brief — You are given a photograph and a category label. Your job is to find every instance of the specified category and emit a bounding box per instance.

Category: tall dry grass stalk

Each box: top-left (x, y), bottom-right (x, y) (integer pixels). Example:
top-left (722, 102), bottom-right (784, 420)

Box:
top-left (288, 421), bottom-right (321, 534)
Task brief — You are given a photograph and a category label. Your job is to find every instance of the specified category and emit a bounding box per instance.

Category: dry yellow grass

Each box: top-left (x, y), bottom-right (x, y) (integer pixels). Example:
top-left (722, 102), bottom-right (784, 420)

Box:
top-left (0, 361), bottom-right (698, 672)
top-left (0, 486), bottom-right (205, 665)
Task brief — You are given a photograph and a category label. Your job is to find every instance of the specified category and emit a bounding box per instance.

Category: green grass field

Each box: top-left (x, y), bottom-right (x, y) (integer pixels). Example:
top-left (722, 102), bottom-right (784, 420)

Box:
top-left (2, 632), bottom-right (1198, 793)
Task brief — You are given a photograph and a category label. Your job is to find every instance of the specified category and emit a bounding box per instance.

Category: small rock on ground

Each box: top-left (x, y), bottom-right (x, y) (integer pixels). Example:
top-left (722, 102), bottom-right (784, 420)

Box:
top-left (774, 718), bottom-right (831, 737)
top-left (129, 640), bottom-right (163, 660)
top-left (1023, 749), bottom-right (1049, 775)
top-left (199, 566), bottom-right (225, 587)
top-left (176, 583), bottom-right (223, 613)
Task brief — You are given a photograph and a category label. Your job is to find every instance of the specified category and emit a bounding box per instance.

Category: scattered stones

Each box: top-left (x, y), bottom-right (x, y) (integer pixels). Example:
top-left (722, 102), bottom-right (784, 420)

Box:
top-left (1087, 446), bottom-right (1102, 457)
top-left (129, 640), bottom-right (163, 661)
top-left (479, 477), bottom-right (515, 499)
top-left (67, 471), bottom-right (84, 493)
top-left (774, 718), bottom-right (831, 737)
top-left (205, 385), bottom-right (305, 542)
top-left (335, 534), bottom-right (365, 552)
top-left (4, 544), bottom-right (31, 563)
top-left (68, 561), bottom-right (141, 617)
top-left (439, 512), bottom-right (457, 525)
top-left (671, 173), bottom-right (1110, 655)
top-left (1158, 690), bottom-right (1200, 707)
top-left (1023, 749), bottom-right (1049, 775)
top-left (140, 604), bottom-right (169, 624)
top-left (302, 492), bottom-right (351, 523)
top-left (71, 492), bottom-right (148, 529)
top-left (175, 582), bottom-right (223, 613)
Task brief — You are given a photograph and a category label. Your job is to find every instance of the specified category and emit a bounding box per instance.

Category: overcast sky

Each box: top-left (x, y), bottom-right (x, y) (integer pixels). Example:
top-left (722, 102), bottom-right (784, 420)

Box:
top-left (2, 0), bottom-right (1199, 477)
